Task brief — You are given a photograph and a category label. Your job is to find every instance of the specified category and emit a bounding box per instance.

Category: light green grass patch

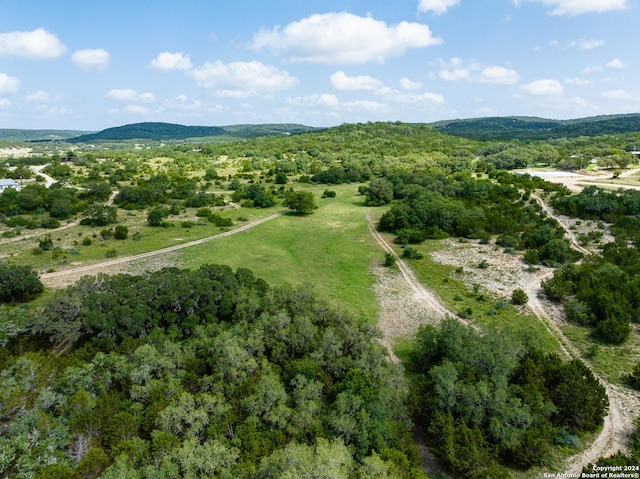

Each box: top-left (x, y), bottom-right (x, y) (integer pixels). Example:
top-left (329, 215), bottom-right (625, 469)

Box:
top-left (178, 184), bottom-right (381, 324)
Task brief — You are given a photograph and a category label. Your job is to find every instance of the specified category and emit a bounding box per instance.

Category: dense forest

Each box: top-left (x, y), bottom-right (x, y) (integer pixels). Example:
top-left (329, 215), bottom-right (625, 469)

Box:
top-left (0, 265), bottom-right (424, 479)
top-left (409, 320), bottom-right (607, 477)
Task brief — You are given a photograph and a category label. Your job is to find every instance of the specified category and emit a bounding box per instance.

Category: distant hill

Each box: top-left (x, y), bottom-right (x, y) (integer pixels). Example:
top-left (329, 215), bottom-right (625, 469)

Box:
top-left (430, 113), bottom-right (640, 140)
top-left (0, 129), bottom-right (92, 142)
top-left (222, 123), bottom-right (324, 138)
top-left (65, 122), bottom-right (321, 143)
top-left (67, 122), bottom-right (227, 143)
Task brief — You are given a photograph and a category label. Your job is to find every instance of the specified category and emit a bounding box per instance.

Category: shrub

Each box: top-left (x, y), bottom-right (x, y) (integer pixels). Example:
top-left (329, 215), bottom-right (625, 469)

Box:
top-left (82, 236), bottom-right (93, 246)
top-left (114, 225), bottom-right (129, 240)
top-left (512, 288), bottom-right (529, 305)
top-left (402, 247), bottom-right (423, 260)
top-left (384, 253), bottom-right (396, 267)
top-left (0, 264), bottom-right (44, 302)
top-left (322, 189), bottom-right (337, 198)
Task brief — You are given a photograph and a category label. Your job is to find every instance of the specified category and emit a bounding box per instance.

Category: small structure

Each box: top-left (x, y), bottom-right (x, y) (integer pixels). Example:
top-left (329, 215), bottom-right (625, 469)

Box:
top-left (0, 178), bottom-right (21, 192)
top-left (630, 151), bottom-right (640, 160)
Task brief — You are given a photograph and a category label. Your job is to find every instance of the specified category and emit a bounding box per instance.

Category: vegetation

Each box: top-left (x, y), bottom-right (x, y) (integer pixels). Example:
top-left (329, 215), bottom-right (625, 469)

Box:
top-left (410, 319), bottom-right (608, 476)
top-left (0, 265), bottom-right (423, 479)
top-left (2, 117), bottom-right (640, 477)
top-left (0, 263), bottom-right (43, 303)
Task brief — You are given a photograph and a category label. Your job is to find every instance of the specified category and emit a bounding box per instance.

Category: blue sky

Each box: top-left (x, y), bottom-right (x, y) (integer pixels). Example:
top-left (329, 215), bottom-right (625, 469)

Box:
top-left (0, 0), bottom-right (638, 130)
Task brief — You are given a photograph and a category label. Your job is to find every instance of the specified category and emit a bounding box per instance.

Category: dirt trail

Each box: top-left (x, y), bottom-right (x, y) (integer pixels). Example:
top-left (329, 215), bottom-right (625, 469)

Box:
top-left (40, 212), bottom-right (284, 287)
top-left (524, 194), bottom-right (640, 473)
top-left (367, 195), bottom-right (640, 474)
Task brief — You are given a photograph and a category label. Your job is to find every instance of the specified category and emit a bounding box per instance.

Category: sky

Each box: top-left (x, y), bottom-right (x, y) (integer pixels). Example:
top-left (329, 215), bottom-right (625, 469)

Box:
top-left (0, 0), bottom-right (638, 130)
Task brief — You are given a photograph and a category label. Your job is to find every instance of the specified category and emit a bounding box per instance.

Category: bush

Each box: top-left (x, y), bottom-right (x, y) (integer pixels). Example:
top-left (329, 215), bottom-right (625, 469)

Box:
top-left (384, 253), bottom-right (396, 267)
top-left (147, 207), bottom-right (166, 227)
top-left (512, 288), bottom-right (529, 305)
top-left (322, 189), bottom-right (336, 198)
top-left (82, 236), bottom-right (93, 246)
top-left (114, 225), bottom-right (128, 240)
top-left (0, 264), bottom-right (44, 302)
top-left (402, 247), bottom-right (423, 260)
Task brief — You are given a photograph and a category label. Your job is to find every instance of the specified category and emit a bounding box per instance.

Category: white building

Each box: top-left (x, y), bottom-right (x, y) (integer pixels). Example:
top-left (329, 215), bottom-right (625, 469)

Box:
top-left (0, 178), bottom-right (21, 192)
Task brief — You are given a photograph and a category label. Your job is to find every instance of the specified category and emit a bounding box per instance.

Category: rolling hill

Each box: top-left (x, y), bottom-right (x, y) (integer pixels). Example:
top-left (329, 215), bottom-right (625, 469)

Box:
top-left (430, 113), bottom-right (640, 140)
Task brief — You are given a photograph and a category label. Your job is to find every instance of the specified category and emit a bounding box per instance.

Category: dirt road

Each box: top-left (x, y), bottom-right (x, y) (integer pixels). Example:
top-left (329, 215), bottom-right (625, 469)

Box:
top-left (40, 212), bottom-right (284, 287)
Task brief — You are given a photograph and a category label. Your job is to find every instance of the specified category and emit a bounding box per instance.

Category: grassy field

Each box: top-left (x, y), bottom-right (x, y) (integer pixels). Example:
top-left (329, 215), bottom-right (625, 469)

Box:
top-left (178, 184), bottom-right (382, 324)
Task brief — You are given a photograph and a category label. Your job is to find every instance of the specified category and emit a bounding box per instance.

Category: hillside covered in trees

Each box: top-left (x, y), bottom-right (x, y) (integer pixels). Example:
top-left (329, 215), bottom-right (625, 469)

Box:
top-left (0, 265), bottom-right (424, 479)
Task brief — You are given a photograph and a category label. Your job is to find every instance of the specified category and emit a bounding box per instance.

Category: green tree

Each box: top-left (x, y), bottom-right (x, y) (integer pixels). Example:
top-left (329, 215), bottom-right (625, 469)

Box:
top-left (0, 264), bottom-right (44, 303)
top-left (283, 190), bottom-right (318, 214)
top-left (147, 207), bottom-right (166, 227)
top-left (113, 225), bottom-right (129, 240)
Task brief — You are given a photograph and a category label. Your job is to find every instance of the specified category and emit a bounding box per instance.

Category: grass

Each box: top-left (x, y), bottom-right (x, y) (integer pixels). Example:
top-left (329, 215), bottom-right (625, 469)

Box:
top-left (0, 204), bottom-right (275, 271)
top-left (396, 239), bottom-right (561, 353)
top-left (178, 184), bottom-right (381, 324)
top-left (562, 323), bottom-right (640, 385)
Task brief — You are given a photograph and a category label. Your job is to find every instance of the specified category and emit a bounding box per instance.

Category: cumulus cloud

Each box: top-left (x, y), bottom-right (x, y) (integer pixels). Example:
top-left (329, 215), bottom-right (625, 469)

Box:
top-left (72, 49), bottom-right (110, 71)
top-left (105, 88), bottom-right (156, 103)
top-left (286, 94), bottom-right (341, 108)
top-left (0, 98), bottom-right (11, 108)
top-left (151, 52), bottom-right (192, 71)
top-left (330, 71), bottom-right (384, 91)
top-left (188, 60), bottom-right (299, 97)
top-left (125, 105), bottom-right (149, 115)
top-left (0, 28), bottom-right (66, 59)
top-left (523, 0), bottom-right (628, 16)
top-left (435, 58), bottom-right (520, 84)
top-left (479, 66), bottom-right (521, 84)
top-left (379, 89), bottom-right (445, 105)
top-left (25, 91), bottom-right (50, 103)
top-left (0, 73), bottom-right (20, 93)
top-left (417, 0), bottom-right (460, 14)
top-left (399, 77), bottom-right (423, 90)
top-left (250, 12), bottom-right (441, 64)
top-left (521, 79), bottom-right (563, 95)
top-left (606, 58), bottom-right (628, 69)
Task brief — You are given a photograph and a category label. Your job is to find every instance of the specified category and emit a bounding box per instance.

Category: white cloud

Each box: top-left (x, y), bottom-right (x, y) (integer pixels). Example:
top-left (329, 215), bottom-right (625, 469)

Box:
top-left (565, 77), bottom-right (591, 85)
top-left (125, 105), bottom-right (149, 115)
top-left (417, 0), bottom-right (460, 14)
top-left (330, 71), bottom-right (384, 91)
top-left (606, 58), bottom-right (628, 69)
top-left (521, 79), bottom-right (563, 95)
top-left (151, 52), bottom-right (192, 71)
top-left (287, 94), bottom-right (341, 108)
top-left (72, 49), bottom-right (110, 71)
top-left (581, 65), bottom-right (603, 74)
top-left (479, 66), bottom-right (520, 84)
top-left (601, 89), bottom-right (635, 100)
top-left (399, 77), bottom-right (422, 90)
top-left (0, 98), bottom-right (11, 109)
top-left (524, 0), bottom-right (628, 16)
top-left (0, 28), bottom-right (66, 59)
top-left (188, 60), bottom-right (299, 97)
top-left (570, 39), bottom-right (605, 50)
top-left (250, 12), bottom-right (441, 64)
top-left (25, 91), bottom-right (50, 103)
top-left (105, 89), bottom-right (156, 103)
top-left (376, 86), bottom-right (445, 105)
top-left (435, 58), bottom-right (519, 84)
top-left (0, 73), bottom-right (20, 93)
